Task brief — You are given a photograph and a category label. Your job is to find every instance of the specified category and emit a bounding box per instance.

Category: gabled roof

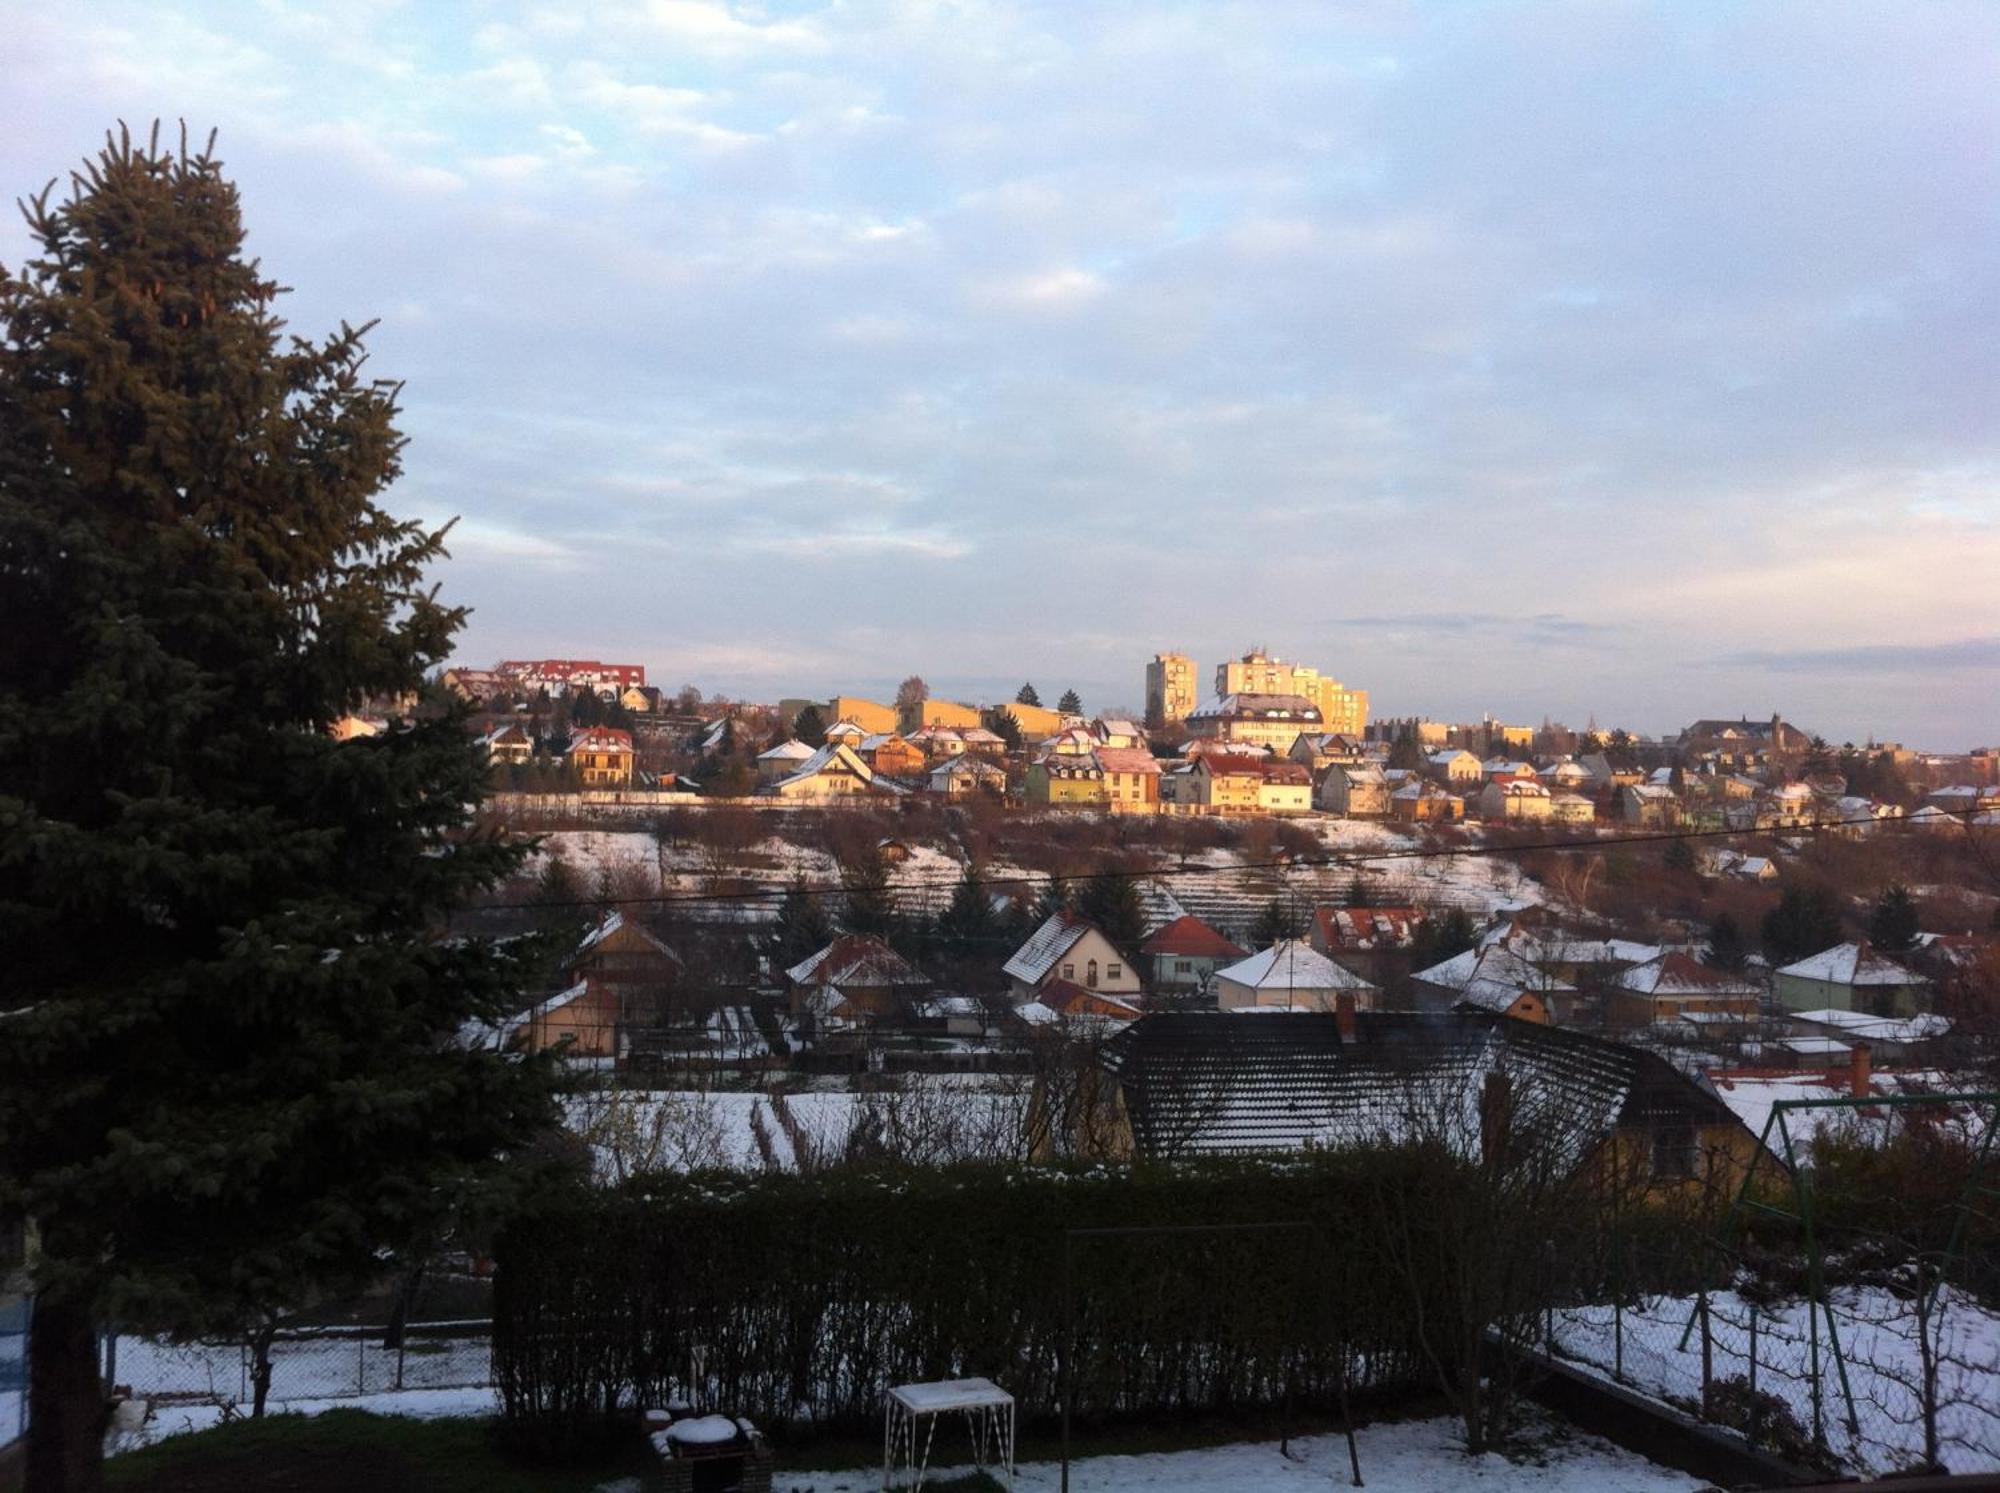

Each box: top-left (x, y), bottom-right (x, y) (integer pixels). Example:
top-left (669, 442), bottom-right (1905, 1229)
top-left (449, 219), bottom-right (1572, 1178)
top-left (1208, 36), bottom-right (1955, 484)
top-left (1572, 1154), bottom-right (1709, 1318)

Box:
top-left (1776, 942), bottom-right (1929, 987)
top-left (1216, 940), bottom-right (1376, 993)
top-left (1196, 752), bottom-right (1272, 777)
top-left (496, 979), bottom-right (596, 1042)
top-left (1313, 906), bottom-right (1422, 951)
top-left (1094, 746), bottom-right (1162, 775)
top-left (758, 738), bottom-right (816, 763)
top-left (775, 742), bottom-right (875, 789)
top-left (1098, 1011), bottom-right (1741, 1160)
top-left (1615, 951), bottom-right (1759, 998)
top-left (1416, 945), bottom-right (1573, 998)
top-left (1002, 911), bottom-right (1100, 985)
top-left (574, 910), bottom-right (680, 964)
top-left (786, 933), bottom-right (928, 989)
top-left (1037, 978), bottom-right (1143, 1021)
top-left (1141, 914), bottom-right (1248, 961)
top-left (568, 725), bottom-right (634, 753)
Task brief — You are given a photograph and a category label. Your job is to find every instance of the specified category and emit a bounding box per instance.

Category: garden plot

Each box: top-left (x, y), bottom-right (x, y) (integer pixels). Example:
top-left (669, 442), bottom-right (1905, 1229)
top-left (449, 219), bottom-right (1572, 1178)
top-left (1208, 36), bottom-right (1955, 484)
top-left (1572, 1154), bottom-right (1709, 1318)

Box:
top-left (1551, 1285), bottom-right (2000, 1475)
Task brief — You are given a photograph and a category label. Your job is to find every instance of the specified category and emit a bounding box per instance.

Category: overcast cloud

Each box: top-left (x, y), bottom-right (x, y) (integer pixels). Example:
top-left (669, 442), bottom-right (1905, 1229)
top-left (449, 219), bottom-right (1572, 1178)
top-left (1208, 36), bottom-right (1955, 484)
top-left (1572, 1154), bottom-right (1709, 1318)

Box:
top-left (5, 1), bottom-right (1997, 746)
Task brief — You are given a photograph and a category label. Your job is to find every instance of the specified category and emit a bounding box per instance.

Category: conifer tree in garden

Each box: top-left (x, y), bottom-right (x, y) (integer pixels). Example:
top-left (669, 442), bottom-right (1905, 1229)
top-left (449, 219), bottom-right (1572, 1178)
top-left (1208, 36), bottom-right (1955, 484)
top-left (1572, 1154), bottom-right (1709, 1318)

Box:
top-left (0, 128), bottom-right (556, 1491)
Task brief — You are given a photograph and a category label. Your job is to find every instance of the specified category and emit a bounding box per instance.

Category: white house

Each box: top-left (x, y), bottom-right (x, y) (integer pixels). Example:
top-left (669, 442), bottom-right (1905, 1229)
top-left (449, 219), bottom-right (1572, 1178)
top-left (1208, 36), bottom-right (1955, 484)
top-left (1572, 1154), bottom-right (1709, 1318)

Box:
top-left (1002, 912), bottom-right (1142, 1001)
top-left (1214, 940), bottom-right (1377, 1013)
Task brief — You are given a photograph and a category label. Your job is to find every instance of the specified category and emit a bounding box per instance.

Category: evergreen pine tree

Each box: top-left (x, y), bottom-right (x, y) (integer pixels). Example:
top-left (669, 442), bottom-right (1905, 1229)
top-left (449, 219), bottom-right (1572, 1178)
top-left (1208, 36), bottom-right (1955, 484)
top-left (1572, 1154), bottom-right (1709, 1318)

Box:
top-left (1032, 875), bottom-right (1074, 924)
top-left (1016, 682), bottom-right (1041, 707)
top-left (1076, 865), bottom-right (1146, 953)
top-left (1663, 836), bottom-right (1697, 874)
top-left (0, 127), bottom-right (554, 1490)
top-left (1058, 688), bottom-right (1082, 714)
top-left (1346, 874), bottom-right (1373, 908)
top-left (937, 866), bottom-right (999, 959)
top-left (770, 877), bottom-right (835, 970)
top-left (982, 706), bottom-right (1023, 753)
top-left (792, 704), bottom-right (827, 747)
top-left (1708, 911), bottom-right (1747, 970)
top-left (1411, 907), bottom-right (1478, 970)
top-left (1866, 884), bottom-right (1921, 952)
top-left (841, 850), bottom-right (900, 939)
top-left (1249, 898), bottom-right (1304, 948)
top-left (1761, 882), bottom-right (1845, 965)
top-left (1388, 727), bottom-right (1423, 771)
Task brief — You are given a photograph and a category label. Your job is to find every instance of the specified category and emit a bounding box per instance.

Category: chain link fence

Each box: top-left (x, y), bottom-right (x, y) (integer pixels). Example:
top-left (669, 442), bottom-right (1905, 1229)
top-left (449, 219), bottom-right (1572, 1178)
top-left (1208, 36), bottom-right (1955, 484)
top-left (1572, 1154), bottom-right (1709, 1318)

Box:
top-left (107, 1319), bottom-right (494, 1417)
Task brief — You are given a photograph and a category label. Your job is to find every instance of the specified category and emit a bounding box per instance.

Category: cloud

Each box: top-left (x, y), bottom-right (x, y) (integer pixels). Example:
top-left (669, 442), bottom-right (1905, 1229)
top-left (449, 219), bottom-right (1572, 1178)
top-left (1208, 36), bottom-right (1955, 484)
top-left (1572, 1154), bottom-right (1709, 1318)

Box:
top-left (1720, 637), bottom-right (2000, 674)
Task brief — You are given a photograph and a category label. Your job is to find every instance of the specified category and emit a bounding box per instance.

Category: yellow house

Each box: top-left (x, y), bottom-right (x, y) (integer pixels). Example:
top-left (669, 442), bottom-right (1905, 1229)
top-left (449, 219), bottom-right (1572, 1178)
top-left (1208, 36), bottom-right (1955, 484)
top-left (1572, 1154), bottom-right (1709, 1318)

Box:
top-left (1026, 752), bottom-right (1107, 807)
top-left (827, 696), bottom-right (899, 734)
top-left (566, 725), bottom-right (634, 787)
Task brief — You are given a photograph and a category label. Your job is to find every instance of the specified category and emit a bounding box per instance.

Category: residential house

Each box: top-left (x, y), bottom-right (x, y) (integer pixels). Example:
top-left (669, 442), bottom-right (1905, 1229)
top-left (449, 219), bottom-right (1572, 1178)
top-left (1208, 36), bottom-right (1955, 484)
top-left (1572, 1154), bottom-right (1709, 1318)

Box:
top-left (1015, 980), bottom-right (1145, 1031)
top-left (824, 718), bottom-right (868, 746)
top-left (1004, 912), bottom-right (1142, 1001)
top-left (1615, 782), bottom-right (1681, 829)
top-left (1481, 757), bottom-right (1536, 784)
top-left (1759, 782), bottom-right (1821, 830)
top-left (1214, 940), bottom-right (1378, 1013)
top-left (1185, 693), bottom-right (1326, 752)
top-left (766, 742), bottom-right (882, 801)
top-left (1094, 718), bottom-right (1148, 749)
top-left (440, 666), bottom-right (509, 704)
top-left (1537, 758), bottom-right (1593, 790)
top-left (907, 726), bottom-right (966, 759)
top-left (1549, 792), bottom-right (1595, 826)
top-left (497, 979), bottom-right (621, 1059)
top-left (1425, 749), bottom-right (1483, 786)
top-left (1610, 953), bottom-right (1761, 1027)
top-left (857, 732), bottom-right (927, 778)
top-left (1025, 751), bottom-right (1106, 808)
top-left (1140, 915), bottom-right (1248, 999)
top-left (482, 723), bottom-right (534, 766)
top-left (1192, 752), bottom-right (1267, 815)
top-left (1316, 762), bottom-right (1390, 818)
top-left (756, 738), bottom-right (817, 786)
top-left (959, 726), bottom-right (1007, 757)
top-left (1411, 945), bottom-right (1572, 1025)
top-left (1579, 754), bottom-right (1642, 792)
top-left (1701, 849), bottom-right (1779, 882)
top-left (620, 685), bottom-right (664, 715)
top-left (1925, 784), bottom-right (2000, 818)
top-left (1252, 758), bottom-right (1313, 816)
top-left (330, 713), bottom-right (386, 741)
top-left (567, 725), bottom-right (635, 788)
top-left (1308, 905), bottom-right (1423, 984)
top-left (1787, 1008), bottom-right (1951, 1064)
top-left (1478, 778), bottom-right (1553, 822)
top-left (928, 753), bottom-right (1007, 799)
top-left (786, 933), bottom-right (931, 1025)
top-left (498, 659), bottom-right (646, 698)
top-left (569, 912), bottom-right (686, 1039)
top-left (1391, 780), bottom-right (1465, 823)
top-left (1083, 1011), bottom-right (1763, 1196)
top-left (1096, 746), bottom-right (1163, 814)
top-left (1773, 943), bottom-right (1933, 1018)
top-left (1289, 732), bottom-right (1368, 773)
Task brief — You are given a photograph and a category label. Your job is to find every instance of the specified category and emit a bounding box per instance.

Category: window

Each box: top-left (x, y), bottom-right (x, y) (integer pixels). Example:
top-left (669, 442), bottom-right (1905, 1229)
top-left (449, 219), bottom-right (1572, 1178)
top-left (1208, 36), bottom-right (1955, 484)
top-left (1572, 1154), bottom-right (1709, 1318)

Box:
top-left (1086, 959), bottom-right (1099, 988)
top-left (1107, 964), bottom-right (1122, 980)
top-left (1651, 1123), bottom-right (1696, 1180)
top-left (1061, 963), bottom-right (1073, 980)
top-left (1176, 959), bottom-right (1192, 974)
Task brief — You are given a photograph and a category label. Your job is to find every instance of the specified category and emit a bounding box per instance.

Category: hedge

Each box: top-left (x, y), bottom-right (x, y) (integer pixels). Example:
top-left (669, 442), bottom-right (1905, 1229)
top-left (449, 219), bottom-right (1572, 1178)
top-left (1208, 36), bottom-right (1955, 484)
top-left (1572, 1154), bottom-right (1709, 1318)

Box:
top-left (492, 1155), bottom-right (1460, 1452)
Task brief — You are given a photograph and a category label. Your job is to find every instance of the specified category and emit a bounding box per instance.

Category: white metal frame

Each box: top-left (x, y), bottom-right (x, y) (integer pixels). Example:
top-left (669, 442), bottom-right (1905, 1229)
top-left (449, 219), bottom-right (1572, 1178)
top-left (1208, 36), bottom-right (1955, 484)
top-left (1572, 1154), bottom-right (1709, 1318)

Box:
top-left (883, 1377), bottom-right (1015, 1491)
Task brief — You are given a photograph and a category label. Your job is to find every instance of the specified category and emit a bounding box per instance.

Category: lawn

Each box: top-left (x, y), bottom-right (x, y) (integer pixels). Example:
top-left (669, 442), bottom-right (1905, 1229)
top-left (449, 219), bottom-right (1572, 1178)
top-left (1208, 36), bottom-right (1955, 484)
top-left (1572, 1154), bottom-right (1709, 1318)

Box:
top-left (104, 1410), bottom-right (648, 1493)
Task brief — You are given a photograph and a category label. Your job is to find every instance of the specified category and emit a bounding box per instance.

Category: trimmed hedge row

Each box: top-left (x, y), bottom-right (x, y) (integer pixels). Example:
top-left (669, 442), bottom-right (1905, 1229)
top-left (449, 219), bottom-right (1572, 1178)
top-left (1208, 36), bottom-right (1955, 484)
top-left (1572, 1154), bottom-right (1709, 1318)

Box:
top-left (493, 1156), bottom-right (1455, 1450)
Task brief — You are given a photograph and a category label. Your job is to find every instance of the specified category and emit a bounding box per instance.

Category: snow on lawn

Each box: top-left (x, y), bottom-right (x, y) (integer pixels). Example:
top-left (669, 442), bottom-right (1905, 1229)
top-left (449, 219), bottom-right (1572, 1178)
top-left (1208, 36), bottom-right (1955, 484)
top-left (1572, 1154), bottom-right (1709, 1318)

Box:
top-left (1552, 1286), bottom-right (2000, 1475)
top-left (111, 1386), bottom-right (501, 1455)
top-left (807, 1411), bottom-right (1706, 1492)
top-left (565, 1082), bottom-right (1034, 1179)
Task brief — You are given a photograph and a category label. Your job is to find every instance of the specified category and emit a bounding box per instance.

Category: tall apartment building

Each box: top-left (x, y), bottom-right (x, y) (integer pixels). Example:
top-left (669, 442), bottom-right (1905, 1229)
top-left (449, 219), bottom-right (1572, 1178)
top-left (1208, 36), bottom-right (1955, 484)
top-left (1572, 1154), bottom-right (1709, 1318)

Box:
top-left (1213, 648), bottom-right (1368, 737)
top-left (1145, 652), bottom-right (1199, 724)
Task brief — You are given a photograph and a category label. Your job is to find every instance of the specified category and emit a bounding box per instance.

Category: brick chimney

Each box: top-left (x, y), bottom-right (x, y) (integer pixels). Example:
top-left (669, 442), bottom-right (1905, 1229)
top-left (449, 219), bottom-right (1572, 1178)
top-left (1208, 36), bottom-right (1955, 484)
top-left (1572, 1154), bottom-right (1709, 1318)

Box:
top-left (1848, 1043), bottom-right (1872, 1098)
top-left (1334, 991), bottom-right (1357, 1043)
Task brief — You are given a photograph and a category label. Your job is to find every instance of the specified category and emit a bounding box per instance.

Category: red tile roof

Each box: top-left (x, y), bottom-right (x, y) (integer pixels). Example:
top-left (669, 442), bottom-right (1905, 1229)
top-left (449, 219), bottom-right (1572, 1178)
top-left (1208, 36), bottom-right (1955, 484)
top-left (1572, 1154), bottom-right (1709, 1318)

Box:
top-left (1142, 914), bottom-right (1249, 960)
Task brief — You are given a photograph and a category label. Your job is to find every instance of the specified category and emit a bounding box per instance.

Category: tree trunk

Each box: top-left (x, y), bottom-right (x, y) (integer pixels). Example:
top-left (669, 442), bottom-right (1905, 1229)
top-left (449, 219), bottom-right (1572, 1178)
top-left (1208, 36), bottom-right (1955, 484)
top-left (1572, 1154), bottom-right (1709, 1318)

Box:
top-left (27, 1296), bottom-right (106, 1493)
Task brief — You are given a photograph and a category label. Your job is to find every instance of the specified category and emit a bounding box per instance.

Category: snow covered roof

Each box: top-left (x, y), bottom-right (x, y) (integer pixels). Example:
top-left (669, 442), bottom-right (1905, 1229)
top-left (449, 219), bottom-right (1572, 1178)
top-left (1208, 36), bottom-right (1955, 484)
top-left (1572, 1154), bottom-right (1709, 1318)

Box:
top-left (497, 979), bottom-right (594, 1042)
top-left (1615, 952), bottom-right (1759, 998)
top-left (758, 739), bottom-right (816, 763)
top-left (774, 742), bottom-right (874, 790)
top-left (569, 725), bottom-right (634, 753)
top-left (786, 934), bottom-right (929, 989)
top-left (1789, 1008), bottom-right (1950, 1044)
top-left (1775, 942), bottom-right (1929, 987)
top-left (1216, 940), bottom-right (1376, 993)
top-left (1002, 912), bottom-right (1097, 985)
top-left (1190, 693), bottom-right (1323, 721)
top-left (1095, 746), bottom-right (1162, 775)
top-left (1418, 945), bottom-right (1574, 999)
top-left (1313, 906), bottom-right (1422, 951)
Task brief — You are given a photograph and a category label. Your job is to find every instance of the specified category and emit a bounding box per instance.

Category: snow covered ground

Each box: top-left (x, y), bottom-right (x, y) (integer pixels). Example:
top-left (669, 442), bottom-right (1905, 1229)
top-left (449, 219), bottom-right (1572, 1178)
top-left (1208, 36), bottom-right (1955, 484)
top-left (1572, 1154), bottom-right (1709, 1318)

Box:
top-left (114, 1389), bottom-right (1706, 1492)
top-left (1552, 1285), bottom-right (2000, 1475)
top-left (110, 1385), bottom-right (501, 1454)
top-left (566, 1081), bottom-right (1033, 1179)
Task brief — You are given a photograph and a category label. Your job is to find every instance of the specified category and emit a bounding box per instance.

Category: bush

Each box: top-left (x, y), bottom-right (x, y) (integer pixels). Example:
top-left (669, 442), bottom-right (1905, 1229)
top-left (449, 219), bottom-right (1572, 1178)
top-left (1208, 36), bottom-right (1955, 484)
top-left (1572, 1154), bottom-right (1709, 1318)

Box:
top-left (493, 1156), bottom-right (1445, 1455)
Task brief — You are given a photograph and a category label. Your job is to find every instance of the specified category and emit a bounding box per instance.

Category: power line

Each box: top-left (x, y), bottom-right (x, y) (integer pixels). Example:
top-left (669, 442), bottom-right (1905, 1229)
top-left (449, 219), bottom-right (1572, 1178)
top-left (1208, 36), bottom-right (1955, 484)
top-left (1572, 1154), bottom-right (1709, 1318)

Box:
top-left (474, 803), bottom-right (1991, 915)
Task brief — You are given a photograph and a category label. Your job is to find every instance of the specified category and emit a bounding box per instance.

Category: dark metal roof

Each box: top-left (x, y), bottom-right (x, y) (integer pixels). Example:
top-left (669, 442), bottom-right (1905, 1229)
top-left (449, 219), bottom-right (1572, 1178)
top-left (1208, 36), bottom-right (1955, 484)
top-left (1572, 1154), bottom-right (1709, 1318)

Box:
top-left (1098, 1010), bottom-right (1741, 1159)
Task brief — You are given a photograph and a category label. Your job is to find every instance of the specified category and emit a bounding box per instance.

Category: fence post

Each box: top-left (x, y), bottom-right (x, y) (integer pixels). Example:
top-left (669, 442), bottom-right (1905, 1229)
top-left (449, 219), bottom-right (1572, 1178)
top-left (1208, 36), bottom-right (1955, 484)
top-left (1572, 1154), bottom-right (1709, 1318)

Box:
top-left (1746, 1305), bottom-right (1760, 1449)
top-left (1613, 1297), bottom-right (1623, 1383)
top-left (1698, 1292), bottom-right (1713, 1421)
top-left (358, 1332), bottom-right (367, 1396)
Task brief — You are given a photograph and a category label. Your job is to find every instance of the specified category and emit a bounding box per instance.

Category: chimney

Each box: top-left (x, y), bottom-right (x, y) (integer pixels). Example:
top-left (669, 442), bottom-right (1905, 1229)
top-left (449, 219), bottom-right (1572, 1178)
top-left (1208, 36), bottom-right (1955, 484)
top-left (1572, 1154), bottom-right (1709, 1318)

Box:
top-left (1334, 991), bottom-right (1357, 1043)
top-left (1848, 1043), bottom-right (1872, 1098)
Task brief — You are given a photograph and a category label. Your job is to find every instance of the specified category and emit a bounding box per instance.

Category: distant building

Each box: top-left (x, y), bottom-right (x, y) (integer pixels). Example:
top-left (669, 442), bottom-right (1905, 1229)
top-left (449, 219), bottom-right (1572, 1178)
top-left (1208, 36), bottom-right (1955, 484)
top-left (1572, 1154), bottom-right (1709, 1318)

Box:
top-left (1213, 647), bottom-right (1367, 736)
top-left (1185, 692), bottom-right (1325, 751)
top-left (1141, 915), bottom-right (1248, 997)
top-left (566, 725), bottom-right (634, 787)
top-left (1004, 912), bottom-right (1142, 1001)
top-left (497, 659), bottom-right (646, 698)
top-left (1146, 652), bottom-right (1199, 724)
top-left (1214, 940), bottom-right (1378, 1013)
top-left (826, 695), bottom-right (899, 735)
top-left (1773, 943), bottom-right (1932, 1018)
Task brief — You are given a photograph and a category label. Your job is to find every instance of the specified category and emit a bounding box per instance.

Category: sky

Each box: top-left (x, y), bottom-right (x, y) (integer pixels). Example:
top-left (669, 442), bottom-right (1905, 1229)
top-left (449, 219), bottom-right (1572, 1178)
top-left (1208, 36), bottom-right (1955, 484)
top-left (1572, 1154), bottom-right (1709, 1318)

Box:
top-left (5, 1), bottom-right (1998, 748)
